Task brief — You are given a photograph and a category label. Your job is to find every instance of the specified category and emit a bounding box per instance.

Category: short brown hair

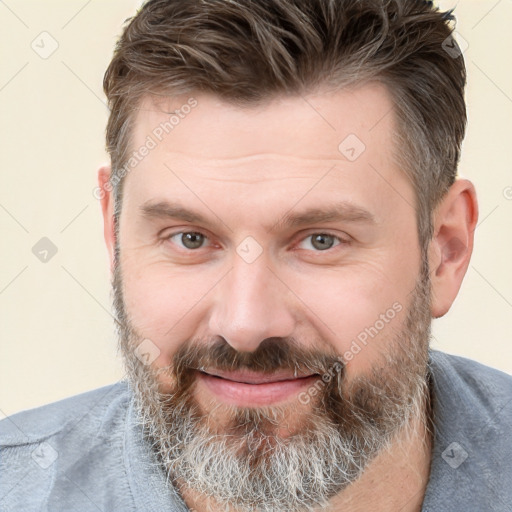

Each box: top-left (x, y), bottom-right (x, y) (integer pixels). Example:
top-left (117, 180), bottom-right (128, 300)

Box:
top-left (103, 0), bottom-right (466, 254)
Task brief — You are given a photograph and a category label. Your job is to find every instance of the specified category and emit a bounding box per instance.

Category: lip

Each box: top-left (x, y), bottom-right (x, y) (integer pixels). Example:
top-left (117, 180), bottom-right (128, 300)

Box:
top-left (196, 369), bottom-right (320, 406)
top-left (203, 369), bottom-right (316, 384)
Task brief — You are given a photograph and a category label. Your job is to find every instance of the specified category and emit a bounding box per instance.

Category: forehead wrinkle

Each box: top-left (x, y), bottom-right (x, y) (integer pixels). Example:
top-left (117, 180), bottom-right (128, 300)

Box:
top-left (135, 152), bottom-right (353, 185)
top-left (157, 151), bottom-right (347, 167)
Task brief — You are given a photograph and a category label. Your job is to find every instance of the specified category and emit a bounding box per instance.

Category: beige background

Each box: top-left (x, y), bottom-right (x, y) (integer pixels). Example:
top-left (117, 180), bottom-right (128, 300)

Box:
top-left (0, 0), bottom-right (511, 417)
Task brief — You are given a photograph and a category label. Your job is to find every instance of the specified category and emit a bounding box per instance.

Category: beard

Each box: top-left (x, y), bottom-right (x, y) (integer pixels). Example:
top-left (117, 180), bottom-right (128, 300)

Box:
top-left (112, 248), bottom-right (432, 512)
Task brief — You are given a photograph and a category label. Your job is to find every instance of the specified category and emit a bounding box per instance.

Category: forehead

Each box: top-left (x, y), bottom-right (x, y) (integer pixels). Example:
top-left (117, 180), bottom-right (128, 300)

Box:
top-left (121, 82), bottom-right (413, 226)
top-left (130, 81), bottom-right (396, 164)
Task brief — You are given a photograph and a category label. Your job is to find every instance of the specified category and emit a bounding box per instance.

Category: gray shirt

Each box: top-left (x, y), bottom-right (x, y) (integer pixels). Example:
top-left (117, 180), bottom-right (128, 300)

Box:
top-left (1, 349), bottom-right (511, 511)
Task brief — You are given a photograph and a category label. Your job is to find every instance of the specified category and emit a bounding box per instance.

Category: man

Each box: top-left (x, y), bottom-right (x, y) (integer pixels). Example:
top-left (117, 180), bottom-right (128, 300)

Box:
top-left (1, 0), bottom-right (511, 510)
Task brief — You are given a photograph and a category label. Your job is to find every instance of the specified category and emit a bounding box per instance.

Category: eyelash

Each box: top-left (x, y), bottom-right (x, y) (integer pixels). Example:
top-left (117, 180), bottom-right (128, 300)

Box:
top-left (163, 230), bottom-right (350, 253)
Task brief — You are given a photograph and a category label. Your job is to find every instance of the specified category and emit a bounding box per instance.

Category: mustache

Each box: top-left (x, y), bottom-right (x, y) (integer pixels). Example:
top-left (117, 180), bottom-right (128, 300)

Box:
top-left (163, 335), bottom-right (345, 384)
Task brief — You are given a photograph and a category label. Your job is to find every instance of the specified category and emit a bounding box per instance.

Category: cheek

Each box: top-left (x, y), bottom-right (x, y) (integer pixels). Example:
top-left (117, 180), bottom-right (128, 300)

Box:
top-left (120, 256), bottom-right (220, 364)
top-left (287, 261), bottom-right (415, 374)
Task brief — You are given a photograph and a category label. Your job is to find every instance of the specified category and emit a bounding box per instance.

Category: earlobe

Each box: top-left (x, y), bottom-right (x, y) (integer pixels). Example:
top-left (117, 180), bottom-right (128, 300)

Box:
top-left (429, 179), bottom-right (478, 318)
top-left (97, 165), bottom-right (116, 273)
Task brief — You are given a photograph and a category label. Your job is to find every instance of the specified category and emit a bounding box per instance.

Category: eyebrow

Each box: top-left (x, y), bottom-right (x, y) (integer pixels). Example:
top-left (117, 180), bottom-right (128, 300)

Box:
top-left (139, 200), bottom-right (376, 232)
top-left (140, 201), bottom-right (209, 225)
top-left (271, 203), bottom-right (376, 232)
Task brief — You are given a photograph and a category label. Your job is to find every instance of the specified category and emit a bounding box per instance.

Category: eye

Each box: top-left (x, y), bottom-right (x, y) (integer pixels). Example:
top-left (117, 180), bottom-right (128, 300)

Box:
top-left (298, 233), bottom-right (343, 251)
top-left (168, 231), bottom-right (208, 250)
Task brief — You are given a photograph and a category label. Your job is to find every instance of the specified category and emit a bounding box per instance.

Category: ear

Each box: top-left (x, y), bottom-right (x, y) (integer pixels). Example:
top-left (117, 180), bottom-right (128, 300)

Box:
top-left (428, 178), bottom-right (478, 318)
top-left (97, 165), bottom-right (116, 274)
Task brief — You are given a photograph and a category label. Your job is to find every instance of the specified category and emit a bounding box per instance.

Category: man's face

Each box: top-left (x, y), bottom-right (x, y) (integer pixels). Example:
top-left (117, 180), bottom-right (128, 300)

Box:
top-left (111, 82), bottom-right (431, 510)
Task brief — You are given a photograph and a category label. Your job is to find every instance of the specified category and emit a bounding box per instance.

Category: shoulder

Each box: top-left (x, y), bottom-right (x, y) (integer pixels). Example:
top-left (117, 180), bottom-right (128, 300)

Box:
top-left (424, 350), bottom-right (512, 510)
top-left (428, 349), bottom-right (512, 442)
top-left (0, 381), bottom-right (131, 447)
top-left (429, 349), bottom-right (512, 412)
top-left (429, 348), bottom-right (512, 386)
top-left (0, 382), bottom-right (135, 510)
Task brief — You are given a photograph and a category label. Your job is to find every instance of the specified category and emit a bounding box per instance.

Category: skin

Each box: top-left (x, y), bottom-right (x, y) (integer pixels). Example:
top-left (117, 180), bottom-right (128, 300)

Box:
top-left (98, 82), bottom-right (478, 511)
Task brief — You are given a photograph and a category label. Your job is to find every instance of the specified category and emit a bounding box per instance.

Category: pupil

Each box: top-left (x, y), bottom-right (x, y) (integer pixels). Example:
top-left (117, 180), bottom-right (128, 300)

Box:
top-left (182, 232), bottom-right (203, 249)
top-left (312, 234), bottom-right (334, 250)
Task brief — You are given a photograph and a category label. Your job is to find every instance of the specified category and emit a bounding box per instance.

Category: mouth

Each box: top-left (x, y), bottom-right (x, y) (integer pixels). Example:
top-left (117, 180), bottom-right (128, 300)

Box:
top-left (196, 369), bottom-right (321, 406)
top-left (203, 368), bottom-right (318, 384)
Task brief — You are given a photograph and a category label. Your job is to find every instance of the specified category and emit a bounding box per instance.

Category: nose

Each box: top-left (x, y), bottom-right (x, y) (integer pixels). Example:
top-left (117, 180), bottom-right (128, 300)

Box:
top-left (208, 257), bottom-right (296, 353)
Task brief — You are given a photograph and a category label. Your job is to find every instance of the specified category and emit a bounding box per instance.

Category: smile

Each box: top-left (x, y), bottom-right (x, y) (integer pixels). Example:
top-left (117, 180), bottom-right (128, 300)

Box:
top-left (196, 369), bottom-right (321, 406)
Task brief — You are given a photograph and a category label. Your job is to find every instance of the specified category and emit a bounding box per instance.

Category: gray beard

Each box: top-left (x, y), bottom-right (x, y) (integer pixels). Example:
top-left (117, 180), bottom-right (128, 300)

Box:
top-left (113, 256), bottom-right (432, 512)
